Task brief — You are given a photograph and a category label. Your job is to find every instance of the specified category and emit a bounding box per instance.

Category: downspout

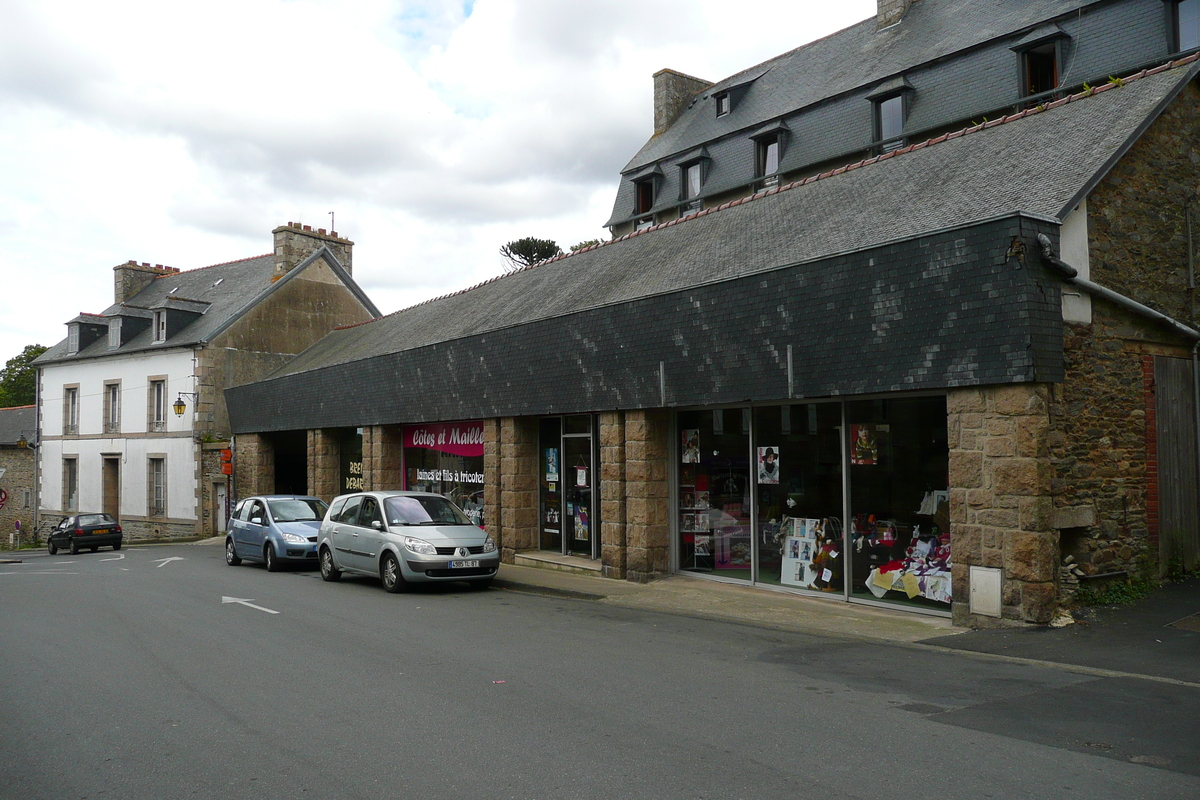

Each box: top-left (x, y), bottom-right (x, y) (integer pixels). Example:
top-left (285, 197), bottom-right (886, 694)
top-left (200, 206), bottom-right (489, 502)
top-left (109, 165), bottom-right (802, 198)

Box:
top-left (1038, 234), bottom-right (1200, 557)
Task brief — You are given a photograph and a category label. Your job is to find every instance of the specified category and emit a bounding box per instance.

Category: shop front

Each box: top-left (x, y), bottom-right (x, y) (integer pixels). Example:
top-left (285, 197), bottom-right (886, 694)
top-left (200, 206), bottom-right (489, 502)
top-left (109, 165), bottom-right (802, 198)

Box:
top-left (401, 420), bottom-right (486, 527)
top-left (676, 395), bottom-right (950, 614)
top-left (538, 415), bottom-right (598, 558)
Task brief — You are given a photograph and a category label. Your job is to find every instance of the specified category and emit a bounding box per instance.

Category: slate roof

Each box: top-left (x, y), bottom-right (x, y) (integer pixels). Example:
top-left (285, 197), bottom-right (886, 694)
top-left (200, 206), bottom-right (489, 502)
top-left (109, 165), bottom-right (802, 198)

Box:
top-left (623, 0), bottom-right (1095, 174)
top-left (260, 57), bottom-right (1198, 384)
top-left (0, 405), bottom-right (36, 445)
top-left (36, 249), bottom-right (379, 365)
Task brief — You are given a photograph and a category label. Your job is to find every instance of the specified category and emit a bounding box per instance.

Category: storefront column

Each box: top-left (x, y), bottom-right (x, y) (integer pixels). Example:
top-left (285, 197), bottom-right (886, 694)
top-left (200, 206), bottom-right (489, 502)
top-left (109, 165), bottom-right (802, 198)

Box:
top-left (625, 409), bottom-right (670, 582)
top-left (500, 417), bottom-right (538, 561)
top-left (484, 419), bottom-right (501, 545)
top-left (234, 433), bottom-right (274, 499)
top-left (599, 411), bottom-right (627, 579)
top-left (307, 429), bottom-right (341, 503)
top-left (362, 425), bottom-right (402, 491)
top-left (949, 385), bottom-right (1057, 626)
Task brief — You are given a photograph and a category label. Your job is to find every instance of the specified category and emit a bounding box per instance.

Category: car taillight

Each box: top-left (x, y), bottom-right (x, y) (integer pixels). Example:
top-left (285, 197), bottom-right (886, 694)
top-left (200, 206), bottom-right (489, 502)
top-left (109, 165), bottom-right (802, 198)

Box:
top-left (115, 526), bottom-right (122, 533)
top-left (74, 529), bottom-right (83, 535)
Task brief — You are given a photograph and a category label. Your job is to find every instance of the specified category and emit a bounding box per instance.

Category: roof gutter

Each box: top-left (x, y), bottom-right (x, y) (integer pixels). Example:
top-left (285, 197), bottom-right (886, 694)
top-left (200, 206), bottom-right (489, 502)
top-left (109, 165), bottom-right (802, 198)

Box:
top-left (1038, 233), bottom-right (1200, 559)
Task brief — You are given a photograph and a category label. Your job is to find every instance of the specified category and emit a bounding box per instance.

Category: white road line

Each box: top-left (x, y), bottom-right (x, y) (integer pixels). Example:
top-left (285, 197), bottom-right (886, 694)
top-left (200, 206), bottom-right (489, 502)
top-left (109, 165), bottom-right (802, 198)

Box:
top-left (153, 557), bottom-right (185, 568)
top-left (221, 596), bottom-right (280, 615)
top-left (100, 553), bottom-right (126, 562)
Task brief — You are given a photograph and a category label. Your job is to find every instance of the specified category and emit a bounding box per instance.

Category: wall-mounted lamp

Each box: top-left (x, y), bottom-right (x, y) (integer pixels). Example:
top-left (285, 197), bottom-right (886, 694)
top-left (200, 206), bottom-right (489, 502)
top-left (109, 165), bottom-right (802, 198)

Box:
top-left (173, 392), bottom-right (200, 417)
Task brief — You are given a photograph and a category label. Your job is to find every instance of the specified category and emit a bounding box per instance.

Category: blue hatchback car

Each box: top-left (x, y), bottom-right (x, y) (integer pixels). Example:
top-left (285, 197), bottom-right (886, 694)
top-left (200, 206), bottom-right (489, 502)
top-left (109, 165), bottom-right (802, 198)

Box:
top-left (225, 495), bottom-right (329, 571)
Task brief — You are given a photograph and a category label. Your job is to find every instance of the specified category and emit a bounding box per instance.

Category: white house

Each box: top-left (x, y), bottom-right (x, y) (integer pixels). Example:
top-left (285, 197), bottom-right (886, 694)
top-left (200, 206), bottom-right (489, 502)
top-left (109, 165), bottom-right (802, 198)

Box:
top-left (35, 223), bottom-right (379, 539)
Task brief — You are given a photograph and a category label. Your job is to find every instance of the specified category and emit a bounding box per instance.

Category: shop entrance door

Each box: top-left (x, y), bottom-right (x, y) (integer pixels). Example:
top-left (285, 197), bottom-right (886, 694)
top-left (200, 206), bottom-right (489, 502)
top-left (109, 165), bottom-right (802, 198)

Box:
top-left (539, 416), bottom-right (597, 558)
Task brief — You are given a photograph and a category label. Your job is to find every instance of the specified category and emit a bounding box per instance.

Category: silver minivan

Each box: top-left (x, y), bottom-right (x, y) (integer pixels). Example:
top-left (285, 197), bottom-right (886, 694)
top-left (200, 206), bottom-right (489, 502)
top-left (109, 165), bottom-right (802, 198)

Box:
top-left (317, 491), bottom-right (499, 592)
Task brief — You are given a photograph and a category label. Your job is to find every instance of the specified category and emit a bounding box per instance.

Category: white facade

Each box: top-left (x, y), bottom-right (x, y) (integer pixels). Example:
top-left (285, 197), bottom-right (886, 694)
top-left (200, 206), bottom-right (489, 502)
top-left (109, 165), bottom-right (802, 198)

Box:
top-left (39, 348), bottom-right (200, 526)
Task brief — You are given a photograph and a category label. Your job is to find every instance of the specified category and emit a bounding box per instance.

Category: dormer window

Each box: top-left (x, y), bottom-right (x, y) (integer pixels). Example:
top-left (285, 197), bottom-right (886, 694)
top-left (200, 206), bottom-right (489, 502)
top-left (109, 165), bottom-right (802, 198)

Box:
top-left (756, 135), bottom-right (780, 185)
top-left (716, 93), bottom-right (730, 117)
top-left (1022, 42), bottom-right (1058, 97)
top-left (108, 318), bottom-right (122, 348)
top-left (1174, 0), bottom-right (1200, 51)
top-left (876, 94), bottom-right (906, 152)
top-left (634, 177), bottom-right (656, 229)
top-left (67, 325), bottom-right (80, 355)
top-left (153, 311), bottom-right (167, 343)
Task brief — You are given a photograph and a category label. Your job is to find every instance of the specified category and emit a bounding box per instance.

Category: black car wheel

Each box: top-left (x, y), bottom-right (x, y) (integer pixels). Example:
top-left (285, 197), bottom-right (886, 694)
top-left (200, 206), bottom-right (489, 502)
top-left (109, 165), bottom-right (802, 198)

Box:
top-left (47, 540), bottom-right (57, 555)
top-left (225, 538), bottom-right (241, 566)
top-left (89, 546), bottom-right (98, 553)
top-left (380, 552), bottom-right (406, 593)
top-left (319, 547), bottom-right (340, 582)
top-left (265, 543), bottom-right (280, 572)
top-left (113, 540), bottom-right (122, 551)
top-left (70, 539), bottom-right (79, 555)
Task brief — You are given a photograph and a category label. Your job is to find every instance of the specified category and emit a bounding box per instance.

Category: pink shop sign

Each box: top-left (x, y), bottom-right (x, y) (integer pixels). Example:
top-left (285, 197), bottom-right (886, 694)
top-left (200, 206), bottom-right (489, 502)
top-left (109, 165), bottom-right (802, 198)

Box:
top-left (404, 421), bottom-right (485, 457)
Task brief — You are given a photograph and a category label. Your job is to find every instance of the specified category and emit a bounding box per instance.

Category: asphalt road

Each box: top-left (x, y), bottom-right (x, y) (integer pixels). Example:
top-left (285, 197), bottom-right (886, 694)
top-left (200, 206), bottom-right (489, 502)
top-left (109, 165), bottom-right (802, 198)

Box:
top-left (1, 544), bottom-right (1197, 800)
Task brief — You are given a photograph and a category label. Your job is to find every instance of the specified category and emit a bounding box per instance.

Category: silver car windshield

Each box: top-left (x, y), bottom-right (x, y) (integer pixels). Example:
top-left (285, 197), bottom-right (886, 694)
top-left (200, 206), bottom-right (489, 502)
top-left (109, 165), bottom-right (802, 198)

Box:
top-left (385, 496), bottom-right (472, 526)
top-left (267, 498), bottom-right (328, 522)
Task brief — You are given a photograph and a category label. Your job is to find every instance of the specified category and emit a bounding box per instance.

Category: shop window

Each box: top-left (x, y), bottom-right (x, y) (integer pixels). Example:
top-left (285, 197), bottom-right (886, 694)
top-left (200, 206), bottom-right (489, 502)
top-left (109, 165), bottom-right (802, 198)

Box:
top-left (1176, 0), bottom-right (1200, 51)
top-left (1021, 42), bottom-right (1059, 98)
top-left (846, 396), bottom-right (950, 609)
top-left (403, 421), bottom-right (485, 527)
top-left (677, 409), bottom-right (753, 581)
top-left (875, 93), bottom-right (906, 153)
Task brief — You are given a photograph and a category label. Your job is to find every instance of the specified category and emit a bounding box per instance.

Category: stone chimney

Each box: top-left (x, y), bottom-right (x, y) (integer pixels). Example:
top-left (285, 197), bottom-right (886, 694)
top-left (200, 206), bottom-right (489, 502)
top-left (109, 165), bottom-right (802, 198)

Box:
top-left (653, 69), bottom-right (712, 135)
top-left (877, 0), bottom-right (917, 30)
top-left (272, 222), bottom-right (354, 278)
top-left (113, 261), bottom-right (179, 304)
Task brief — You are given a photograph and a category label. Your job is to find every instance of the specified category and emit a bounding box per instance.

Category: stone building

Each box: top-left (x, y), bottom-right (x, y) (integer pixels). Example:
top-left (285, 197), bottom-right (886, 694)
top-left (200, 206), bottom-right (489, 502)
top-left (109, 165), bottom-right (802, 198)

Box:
top-left (0, 405), bottom-right (37, 548)
top-left (226, 0), bottom-right (1200, 627)
top-left (33, 224), bottom-right (379, 541)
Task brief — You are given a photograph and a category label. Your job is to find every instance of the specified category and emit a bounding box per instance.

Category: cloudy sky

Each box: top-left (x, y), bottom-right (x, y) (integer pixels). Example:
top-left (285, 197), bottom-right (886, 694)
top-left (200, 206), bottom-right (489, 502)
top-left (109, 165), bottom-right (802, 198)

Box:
top-left (0, 0), bottom-right (876, 364)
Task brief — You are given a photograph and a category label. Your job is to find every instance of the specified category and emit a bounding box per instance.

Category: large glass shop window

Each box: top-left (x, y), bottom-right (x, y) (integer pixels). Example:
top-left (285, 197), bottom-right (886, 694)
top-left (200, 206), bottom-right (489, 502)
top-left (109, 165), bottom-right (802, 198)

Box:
top-left (754, 403), bottom-right (844, 592)
top-left (846, 397), bottom-right (950, 609)
top-left (403, 421), bottom-right (486, 527)
top-left (678, 409), bottom-right (752, 581)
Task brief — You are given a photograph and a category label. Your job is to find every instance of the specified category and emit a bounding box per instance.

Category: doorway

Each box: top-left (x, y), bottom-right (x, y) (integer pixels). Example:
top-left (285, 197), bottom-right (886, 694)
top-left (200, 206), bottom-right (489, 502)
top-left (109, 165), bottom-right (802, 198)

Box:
top-left (102, 457), bottom-right (120, 521)
top-left (539, 415), bottom-right (597, 558)
top-left (213, 482), bottom-right (228, 534)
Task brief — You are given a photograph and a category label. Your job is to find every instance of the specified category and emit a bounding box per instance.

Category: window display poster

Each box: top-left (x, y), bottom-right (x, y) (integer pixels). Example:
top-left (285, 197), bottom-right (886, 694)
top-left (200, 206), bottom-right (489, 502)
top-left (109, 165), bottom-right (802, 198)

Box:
top-left (545, 448), bottom-right (559, 482)
top-left (574, 504), bottom-right (589, 541)
top-left (682, 429), bottom-right (700, 463)
top-left (757, 447), bottom-right (779, 484)
top-left (850, 424), bottom-right (878, 465)
top-left (694, 534), bottom-right (712, 557)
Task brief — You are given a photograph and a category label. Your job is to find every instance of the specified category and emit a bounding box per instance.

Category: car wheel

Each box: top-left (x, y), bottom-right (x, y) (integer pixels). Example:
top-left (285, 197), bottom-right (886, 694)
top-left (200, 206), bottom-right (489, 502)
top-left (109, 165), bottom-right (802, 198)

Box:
top-left (265, 543), bottom-right (281, 572)
top-left (319, 547), bottom-right (341, 582)
top-left (70, 539), bottom-right (79, 555)
top-left (113, 540), bottom-right (122, 551)
top-left (89, 546), bottom-right (98, 553)
top-left (47, 540), bottom-right (57, 555)
top-left (380, 552), bottom-right (406, 593)
top-left (225, 538), bottom-right (242, 565)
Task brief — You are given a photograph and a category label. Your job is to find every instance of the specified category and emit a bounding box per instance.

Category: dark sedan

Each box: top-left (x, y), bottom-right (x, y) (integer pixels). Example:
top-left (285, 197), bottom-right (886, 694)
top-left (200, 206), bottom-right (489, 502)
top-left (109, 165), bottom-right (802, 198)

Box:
top-left (47, 514), bottom-right (123, 555)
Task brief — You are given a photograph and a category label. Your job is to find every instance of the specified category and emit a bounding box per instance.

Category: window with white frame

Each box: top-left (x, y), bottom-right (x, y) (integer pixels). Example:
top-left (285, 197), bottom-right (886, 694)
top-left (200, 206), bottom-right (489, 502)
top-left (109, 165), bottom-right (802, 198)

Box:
top-left (63, 386), bottom-right (79, 435)
top-left (149, 380), bottom-right (167, 432)
top-left (153, 311), bottom-right (167, 343)
top-left (104, 382), bottom-right (121, 434)
top-left (67, 325), bottom-right (80, 355)
top-left (756, 135), bottom-right (781, 185)
top-left (108, 318), bottom-right (121, 348)
top-left (63, 458), bottom-right (78, 512)
top-left (149, 457), bottom-right (166, 517)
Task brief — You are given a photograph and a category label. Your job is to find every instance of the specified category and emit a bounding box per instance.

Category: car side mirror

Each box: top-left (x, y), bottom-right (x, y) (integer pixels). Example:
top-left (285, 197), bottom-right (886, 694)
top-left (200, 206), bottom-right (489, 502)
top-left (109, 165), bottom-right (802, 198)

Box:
top-left (371, 520), bottom-right (383, 531)
top-left (251, 516), bottom-right (263, 525)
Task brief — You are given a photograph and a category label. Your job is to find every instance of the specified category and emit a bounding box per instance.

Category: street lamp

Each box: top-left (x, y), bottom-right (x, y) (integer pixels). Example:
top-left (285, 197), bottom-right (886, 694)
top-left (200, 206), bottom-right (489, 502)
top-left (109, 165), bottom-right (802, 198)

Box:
top-left (173, 392), bottom-right (200, 417)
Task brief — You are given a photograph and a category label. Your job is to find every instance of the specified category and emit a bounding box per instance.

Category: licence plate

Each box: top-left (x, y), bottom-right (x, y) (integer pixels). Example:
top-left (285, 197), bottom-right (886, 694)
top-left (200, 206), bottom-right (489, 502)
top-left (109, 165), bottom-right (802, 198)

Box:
top-left (448, 560), bottom-right (480, 569)
top-left (93, 529), bottom-right (108, 535)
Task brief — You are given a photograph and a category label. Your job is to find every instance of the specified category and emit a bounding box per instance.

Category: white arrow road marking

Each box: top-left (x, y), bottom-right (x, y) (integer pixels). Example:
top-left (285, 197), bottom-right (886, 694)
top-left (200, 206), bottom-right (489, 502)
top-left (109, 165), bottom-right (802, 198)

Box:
top-left (221, 596), bottom-right (279, 615)
top-left (100, 553), bottom-right (125, 562)
top-left (153, 557), bottom-right (185, 568)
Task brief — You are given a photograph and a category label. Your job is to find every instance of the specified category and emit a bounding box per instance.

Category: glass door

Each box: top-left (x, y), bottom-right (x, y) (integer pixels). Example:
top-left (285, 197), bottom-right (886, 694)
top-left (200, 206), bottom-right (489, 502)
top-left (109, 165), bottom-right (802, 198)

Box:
top-left (539, 418), bottom-right (563, 552)
top-left (677, 408), bottom-right (752, 580)
top-left (562, 415), bottom-right (594, 557)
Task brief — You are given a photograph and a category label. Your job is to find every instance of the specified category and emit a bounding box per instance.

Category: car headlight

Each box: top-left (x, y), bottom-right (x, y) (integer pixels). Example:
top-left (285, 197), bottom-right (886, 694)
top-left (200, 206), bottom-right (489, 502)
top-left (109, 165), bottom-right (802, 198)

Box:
top-left (481, 535), bottom-right (496, 553)
top-left (404, 536), bottom-right (437, 555)
top-left (280, 532), bottom-right (307, 544)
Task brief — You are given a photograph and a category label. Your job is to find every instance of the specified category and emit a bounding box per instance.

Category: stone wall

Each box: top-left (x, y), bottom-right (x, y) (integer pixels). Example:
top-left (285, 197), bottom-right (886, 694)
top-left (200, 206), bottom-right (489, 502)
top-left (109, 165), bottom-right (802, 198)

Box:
top-left (949, 385), bottom-right (1057, 625)
top-left (235, 433), bottom-right (275, 499)
top-left (307, 429), bottom-right (340, 503)
top-left (499, 417), bottom-right (538, 561)
top-left (362, 425), bottom-right (403, 491)
top-left (484, 419), bottom-right (501, 545)
top-left (0, 446), bottom-right (36, 549)
top-left (199, 441), bottom-right (231, 536)
top-left (625, 409), bottom-right (670, 582)
top-left (599, 412), bottom-right (627, 579)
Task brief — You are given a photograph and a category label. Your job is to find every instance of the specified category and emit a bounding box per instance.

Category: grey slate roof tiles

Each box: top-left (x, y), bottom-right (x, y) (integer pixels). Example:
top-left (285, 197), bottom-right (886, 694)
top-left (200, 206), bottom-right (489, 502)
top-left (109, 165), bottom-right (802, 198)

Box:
top-left (0, 405), bottom-right (36, 445)
top-left (264, 57), bottom-right (1198, 384)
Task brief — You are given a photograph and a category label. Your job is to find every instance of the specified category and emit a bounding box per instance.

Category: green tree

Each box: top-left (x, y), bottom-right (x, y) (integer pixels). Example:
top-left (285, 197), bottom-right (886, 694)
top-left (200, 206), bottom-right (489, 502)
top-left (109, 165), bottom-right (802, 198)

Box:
top-left (0, 344), bottom-right (48, 407)
top-left (569, 239), bottom-right (601, 252)
top-left (499, 237), bottom-right (562, 272)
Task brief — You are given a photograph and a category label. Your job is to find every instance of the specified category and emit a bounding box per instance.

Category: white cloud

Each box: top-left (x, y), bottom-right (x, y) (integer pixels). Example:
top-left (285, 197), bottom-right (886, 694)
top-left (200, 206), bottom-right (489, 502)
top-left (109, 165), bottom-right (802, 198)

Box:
top-left (0, 0), bottom-right (875, 364)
